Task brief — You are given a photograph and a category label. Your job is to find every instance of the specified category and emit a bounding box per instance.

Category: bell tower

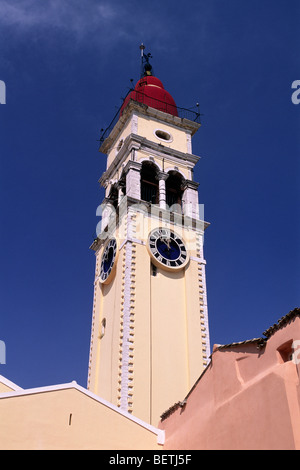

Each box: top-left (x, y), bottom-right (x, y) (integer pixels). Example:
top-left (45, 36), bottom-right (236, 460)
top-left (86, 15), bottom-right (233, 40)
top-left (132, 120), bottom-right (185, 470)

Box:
top-left (87, 47), bottom-right (210, 426)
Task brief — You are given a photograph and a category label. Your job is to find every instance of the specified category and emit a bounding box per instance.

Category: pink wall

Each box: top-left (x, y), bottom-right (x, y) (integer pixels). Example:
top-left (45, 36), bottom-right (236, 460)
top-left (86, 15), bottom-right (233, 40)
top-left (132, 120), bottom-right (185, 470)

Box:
top-left (160, 314), bottom-right (300, 450)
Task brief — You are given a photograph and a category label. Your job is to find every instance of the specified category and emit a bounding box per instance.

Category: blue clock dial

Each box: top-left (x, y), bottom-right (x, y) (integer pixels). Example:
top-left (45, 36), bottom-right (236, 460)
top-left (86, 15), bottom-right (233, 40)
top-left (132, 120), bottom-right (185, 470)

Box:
top-left (148, 228), bottom-right (188, 269)
top-left (103, 245), bottom-right (115, 273)
top-left (156, 237), bottom-right (181, 260)
top-left (100, 238), bottom-right (117, 283)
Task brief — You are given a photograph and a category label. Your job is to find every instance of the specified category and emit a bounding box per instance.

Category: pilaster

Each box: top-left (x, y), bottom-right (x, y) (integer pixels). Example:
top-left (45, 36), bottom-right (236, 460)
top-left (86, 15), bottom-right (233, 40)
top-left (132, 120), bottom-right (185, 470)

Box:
top-left (182, 180), bottom-right (200, 219)
top-left (123, 160), bottom-right (142, 200)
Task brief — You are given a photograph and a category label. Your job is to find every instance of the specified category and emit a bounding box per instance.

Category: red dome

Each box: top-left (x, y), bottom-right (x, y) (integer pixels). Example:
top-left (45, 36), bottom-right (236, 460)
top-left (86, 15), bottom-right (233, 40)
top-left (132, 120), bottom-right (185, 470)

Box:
top-left (120, 76), bottom-right (178, 117)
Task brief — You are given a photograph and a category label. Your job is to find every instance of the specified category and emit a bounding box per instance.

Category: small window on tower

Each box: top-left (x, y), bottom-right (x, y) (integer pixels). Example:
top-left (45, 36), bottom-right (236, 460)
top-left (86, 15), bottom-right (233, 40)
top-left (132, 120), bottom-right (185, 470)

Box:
top-left (154, 129), bottom-right (172, 142)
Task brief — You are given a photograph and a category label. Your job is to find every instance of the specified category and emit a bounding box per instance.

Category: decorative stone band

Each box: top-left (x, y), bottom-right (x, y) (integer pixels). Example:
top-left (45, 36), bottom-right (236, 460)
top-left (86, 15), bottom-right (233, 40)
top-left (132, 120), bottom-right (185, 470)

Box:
top-left (118, 213), bottom-right (136, 413)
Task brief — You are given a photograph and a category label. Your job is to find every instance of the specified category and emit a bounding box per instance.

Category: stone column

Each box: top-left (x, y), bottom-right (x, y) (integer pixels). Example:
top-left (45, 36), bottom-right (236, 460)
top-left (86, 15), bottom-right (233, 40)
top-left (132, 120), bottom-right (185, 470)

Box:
top-left (97, 197), bottom-right (115, 235)
top-left (117, 180), bottom-right (126, 205)
top-left (157, 171), bottom-right (169, 210)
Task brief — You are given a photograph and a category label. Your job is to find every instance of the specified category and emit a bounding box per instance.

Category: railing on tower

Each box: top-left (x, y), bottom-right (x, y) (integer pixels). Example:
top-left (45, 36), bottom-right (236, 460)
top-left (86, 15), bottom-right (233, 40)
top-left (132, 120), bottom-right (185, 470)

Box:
top-left (98, 89), bottom-right (202, 146)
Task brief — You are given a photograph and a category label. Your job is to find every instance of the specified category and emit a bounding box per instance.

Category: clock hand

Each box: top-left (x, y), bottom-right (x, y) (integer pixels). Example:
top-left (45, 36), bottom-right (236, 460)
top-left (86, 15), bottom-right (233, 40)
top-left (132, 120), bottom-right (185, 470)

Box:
top-left (159, 236), bottom-right (171, 250)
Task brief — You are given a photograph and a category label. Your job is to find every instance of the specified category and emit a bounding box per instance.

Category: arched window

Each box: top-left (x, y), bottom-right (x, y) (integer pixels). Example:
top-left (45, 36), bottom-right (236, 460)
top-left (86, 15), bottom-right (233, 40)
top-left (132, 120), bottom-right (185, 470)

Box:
top-left (141, 161), bottom-right (159, 204)
top-left (166, 171), bottom-right (184, 209)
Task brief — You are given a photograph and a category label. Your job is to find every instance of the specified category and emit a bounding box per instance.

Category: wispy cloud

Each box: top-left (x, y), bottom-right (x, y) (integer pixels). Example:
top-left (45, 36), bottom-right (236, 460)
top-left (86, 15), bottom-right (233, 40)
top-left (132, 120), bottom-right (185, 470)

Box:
top-left (0, 0), bottom-right (119, 37)
top-left (0, 0), bottom-right (220, 70)
top-left (0, 0), bottom-right (186, 44)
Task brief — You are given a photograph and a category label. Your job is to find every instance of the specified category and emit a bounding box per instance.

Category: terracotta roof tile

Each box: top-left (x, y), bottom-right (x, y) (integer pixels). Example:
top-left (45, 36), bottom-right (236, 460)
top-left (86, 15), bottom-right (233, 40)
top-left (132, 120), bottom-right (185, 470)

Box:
top-left (262, 307), bottom-right (300, 338)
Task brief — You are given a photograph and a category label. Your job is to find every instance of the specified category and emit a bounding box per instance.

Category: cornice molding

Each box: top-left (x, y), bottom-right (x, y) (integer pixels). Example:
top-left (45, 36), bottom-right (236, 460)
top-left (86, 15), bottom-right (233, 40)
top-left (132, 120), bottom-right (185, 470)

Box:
top-left (99, 133), bottom-right (200, 187)
top-left (99, 100), bottom-right (201, 154)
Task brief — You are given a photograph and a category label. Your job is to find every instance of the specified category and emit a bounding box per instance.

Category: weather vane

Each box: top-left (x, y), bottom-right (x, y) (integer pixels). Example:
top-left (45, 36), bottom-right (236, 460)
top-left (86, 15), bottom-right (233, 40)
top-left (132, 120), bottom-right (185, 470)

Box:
top-left (139, 43), bottom-right (153, 78)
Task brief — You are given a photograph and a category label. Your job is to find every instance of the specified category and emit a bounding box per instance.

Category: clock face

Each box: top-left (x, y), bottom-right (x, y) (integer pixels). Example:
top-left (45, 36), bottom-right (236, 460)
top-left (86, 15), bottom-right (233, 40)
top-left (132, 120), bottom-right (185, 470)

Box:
top-left (147, 228), bottom-right (189, 270)
top-left (99, 238), bottom-right (117, 284)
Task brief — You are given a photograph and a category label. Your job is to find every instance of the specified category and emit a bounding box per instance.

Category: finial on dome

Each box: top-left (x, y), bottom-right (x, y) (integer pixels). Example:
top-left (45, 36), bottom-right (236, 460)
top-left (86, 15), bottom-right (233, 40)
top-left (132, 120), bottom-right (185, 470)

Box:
top-left (139, 43), bottom-right (153, 78)
top-left (139, 43), bottom-right (145, 57)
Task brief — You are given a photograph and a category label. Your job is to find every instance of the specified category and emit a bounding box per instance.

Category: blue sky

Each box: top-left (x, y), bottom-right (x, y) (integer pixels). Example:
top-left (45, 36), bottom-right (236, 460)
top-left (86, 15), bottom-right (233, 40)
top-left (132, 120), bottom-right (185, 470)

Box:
top-left (0, 0), bottom-right (299, 390)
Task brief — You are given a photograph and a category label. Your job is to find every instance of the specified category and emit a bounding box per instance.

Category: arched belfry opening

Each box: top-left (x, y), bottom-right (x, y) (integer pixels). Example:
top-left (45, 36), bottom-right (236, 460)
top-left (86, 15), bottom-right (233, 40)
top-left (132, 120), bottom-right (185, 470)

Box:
top-left (108, 183), bottom-right (119, 209)
top-left (141, 161), bottom-right (159, 204)
top-left (165, 170), bottom-right (184, 209)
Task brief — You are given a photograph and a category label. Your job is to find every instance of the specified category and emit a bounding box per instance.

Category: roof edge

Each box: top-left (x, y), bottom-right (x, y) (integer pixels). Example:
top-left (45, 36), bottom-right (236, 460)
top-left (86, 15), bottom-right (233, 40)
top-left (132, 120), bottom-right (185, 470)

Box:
top-left (0, 375), bottom-right (23, 391)
top-left (216, 307), bottom-right (300, 350)
top-left (262, 307), bottom-right (300, 338)
top-left (0, 380), bottom-right (165, 445)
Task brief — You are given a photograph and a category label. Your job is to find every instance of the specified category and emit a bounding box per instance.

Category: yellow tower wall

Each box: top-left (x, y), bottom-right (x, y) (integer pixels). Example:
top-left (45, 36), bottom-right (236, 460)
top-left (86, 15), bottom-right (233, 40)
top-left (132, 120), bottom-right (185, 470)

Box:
top-left (88, 205), bottom-right (209, 425)
top-left (89, 101), bottom-right (209, 427)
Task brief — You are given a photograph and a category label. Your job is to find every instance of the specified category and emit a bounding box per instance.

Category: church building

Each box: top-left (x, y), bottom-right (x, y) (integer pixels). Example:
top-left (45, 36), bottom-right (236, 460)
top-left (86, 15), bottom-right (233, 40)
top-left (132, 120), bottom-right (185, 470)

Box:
top-left (0, 47), bottom-right (299, 450)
